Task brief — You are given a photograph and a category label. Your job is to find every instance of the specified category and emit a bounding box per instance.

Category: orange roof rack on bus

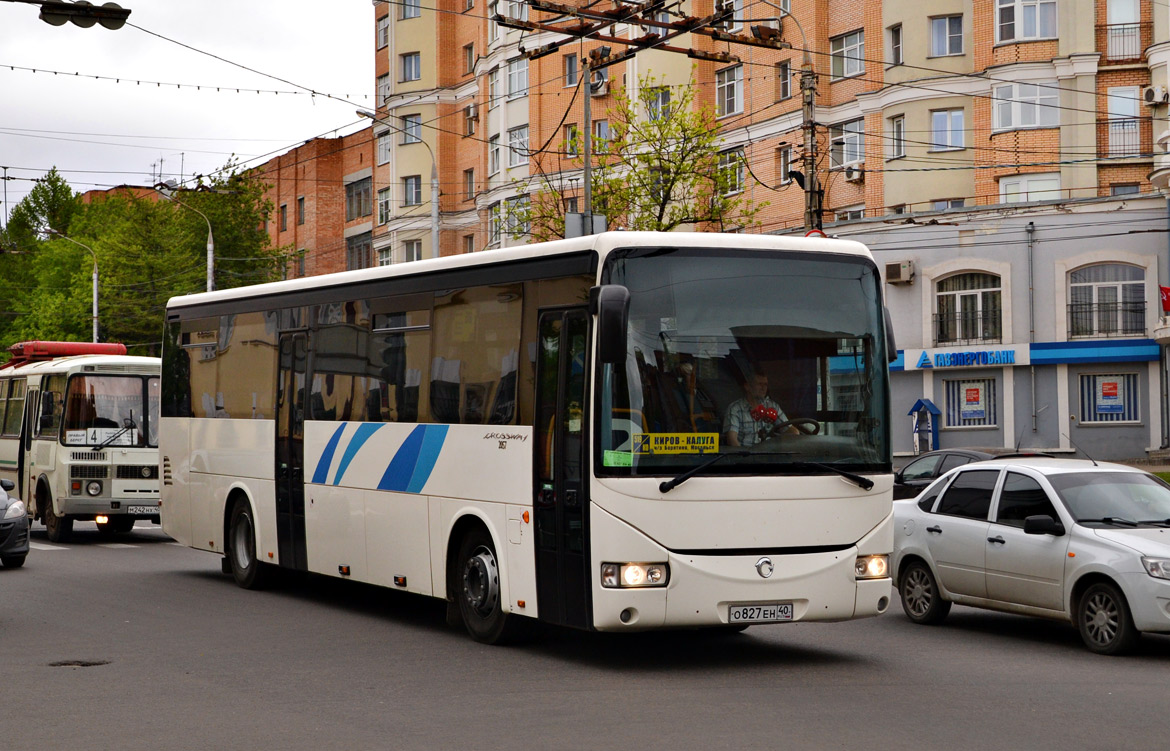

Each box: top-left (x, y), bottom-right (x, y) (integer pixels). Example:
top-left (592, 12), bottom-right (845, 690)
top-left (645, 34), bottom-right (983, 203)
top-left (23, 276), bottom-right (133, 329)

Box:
top-left (1, 341), bottom-right (128, 370)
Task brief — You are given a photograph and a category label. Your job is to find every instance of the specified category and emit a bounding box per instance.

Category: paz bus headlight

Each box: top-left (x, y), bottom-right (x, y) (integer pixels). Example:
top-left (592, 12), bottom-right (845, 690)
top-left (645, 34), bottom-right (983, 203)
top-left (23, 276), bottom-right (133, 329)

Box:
top-left (86, 481), bottom-right (103, 497)
top-left (601, 562), bottom-right (669, 588)
top-left (855, 555), bottom-right (889, 579)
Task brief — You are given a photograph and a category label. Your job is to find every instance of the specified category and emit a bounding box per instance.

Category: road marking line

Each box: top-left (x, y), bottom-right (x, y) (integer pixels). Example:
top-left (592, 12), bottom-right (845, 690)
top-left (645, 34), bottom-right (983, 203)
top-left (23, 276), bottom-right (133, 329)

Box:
top-left (30, 542), bottom-right (67, 551)
top-left (97, 543), bottom-right (138, 549)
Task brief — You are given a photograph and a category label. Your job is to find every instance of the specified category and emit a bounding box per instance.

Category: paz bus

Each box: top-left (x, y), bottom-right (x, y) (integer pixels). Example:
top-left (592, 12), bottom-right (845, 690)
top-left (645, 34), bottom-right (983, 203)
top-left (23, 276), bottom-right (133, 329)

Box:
top-left (0, 341), bottom-right (162, 542)
top-left (160, 232), bottom-right (895, 643)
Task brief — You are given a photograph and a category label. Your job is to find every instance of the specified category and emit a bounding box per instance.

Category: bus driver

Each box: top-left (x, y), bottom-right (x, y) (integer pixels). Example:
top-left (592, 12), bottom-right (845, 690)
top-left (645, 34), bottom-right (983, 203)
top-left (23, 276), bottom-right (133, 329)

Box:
top-left (724, 370), bottom-right (798, 448)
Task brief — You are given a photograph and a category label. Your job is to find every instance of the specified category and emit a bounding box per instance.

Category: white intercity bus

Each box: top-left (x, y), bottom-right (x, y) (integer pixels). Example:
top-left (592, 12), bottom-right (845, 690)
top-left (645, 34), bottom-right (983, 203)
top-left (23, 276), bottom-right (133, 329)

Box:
top-left (0, 341), bottom-right (162, 542)
top-left (160, 232), bottom-right (895, 643)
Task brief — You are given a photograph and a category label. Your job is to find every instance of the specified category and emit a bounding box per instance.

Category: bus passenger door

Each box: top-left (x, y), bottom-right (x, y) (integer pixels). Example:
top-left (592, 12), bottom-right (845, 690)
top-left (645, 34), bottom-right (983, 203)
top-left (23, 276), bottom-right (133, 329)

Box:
top-left (276, 333), bottom-right (308, 571)
top-left (534, 308), bottom-right (591, 629)
top-left (22, 389), bottom-right (39, 503)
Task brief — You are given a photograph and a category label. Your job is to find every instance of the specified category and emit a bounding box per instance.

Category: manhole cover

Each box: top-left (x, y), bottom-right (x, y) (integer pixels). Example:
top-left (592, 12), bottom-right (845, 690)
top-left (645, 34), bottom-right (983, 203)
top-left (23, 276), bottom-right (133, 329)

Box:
top-left (48, 660), bottom-right (110, 668)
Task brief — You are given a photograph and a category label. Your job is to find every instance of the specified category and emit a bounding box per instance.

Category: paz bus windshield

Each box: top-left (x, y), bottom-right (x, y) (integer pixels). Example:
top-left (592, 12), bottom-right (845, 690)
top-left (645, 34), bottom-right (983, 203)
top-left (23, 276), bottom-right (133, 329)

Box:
top-left (61, 374), bottom-right (161, 448)
top-left (598, 246), bottom-right (890, 475)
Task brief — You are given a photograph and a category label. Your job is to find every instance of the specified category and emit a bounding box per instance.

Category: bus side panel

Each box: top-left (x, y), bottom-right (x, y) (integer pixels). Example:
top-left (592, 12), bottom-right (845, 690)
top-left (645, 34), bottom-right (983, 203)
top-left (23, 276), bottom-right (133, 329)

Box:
top-left (159, 416), bottom-right (192, 546)
top-left (0, 436), bottom-right (19, 496)
top-left (303, 483), bottom-right (368, 582)
top-left (189, 418), bottom-right (275, 557)
top-left (364, 489), bottom-right (431, 594)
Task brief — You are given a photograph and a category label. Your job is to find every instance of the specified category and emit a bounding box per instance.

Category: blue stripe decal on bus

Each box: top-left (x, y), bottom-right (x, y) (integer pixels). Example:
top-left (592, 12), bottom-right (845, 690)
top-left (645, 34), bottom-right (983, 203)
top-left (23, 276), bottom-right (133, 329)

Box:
top-left (333, 423), bottom-right (385, 485)
top-left (377, 425), bottom-right (449, 493)
top-left (407, 425), bottom-right (449, 493)
top-left (312, 423), bottom-right (347, 485)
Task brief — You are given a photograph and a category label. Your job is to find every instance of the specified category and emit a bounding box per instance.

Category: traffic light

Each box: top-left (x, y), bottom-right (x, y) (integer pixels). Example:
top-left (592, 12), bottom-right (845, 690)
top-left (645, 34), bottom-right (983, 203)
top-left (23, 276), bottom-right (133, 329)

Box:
top-left (37, 1), bottom-right (131, 30)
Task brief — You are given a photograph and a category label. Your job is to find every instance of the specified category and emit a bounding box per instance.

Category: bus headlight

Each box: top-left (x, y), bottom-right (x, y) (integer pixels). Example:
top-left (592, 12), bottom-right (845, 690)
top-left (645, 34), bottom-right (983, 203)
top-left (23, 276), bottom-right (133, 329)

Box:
top-left (3, 500), bottom-right (25, 520)
top-left (855, 555), bottom-right (889, 579)
top-left (601, 562), bottom-right (669, 588)
top-left (86, 481), bottom-right (103, 497)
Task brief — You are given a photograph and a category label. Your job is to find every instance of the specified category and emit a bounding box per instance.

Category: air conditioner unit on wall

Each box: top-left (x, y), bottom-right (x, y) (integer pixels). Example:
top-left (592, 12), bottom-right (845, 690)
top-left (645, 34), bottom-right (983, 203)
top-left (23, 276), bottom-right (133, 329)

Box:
top-left (885, 260), bottom-right (914, 284)
top-left (467, 103), bottom-right (479, 120)
top-left (590, 79), bottom-right (608, 97)
top-left (844, 164), bottom-right (864, 183)
top-left (1143, 86), bottom-right (1169, 106)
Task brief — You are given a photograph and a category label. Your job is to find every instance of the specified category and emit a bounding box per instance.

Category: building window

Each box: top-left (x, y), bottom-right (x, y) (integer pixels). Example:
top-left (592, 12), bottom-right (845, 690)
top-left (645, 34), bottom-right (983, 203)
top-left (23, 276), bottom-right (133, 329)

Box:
top-left (564, 196), bottom-right (579, 213)
top-left (505, 195), bottom-right (530, 237)
top-left (377, 187), bottom-right (391, 225)
top-left (377, 246), bottom-right (392, 266)
top-left (930, 15), bottom-right (963, 56)
top-left (725, 0), bottom-right (744, 31)
top-left (377, 15), bottom-right (389, 49)
top-left (1106, 0), bottom-right (1141, 60)
top-left (488, 0), bottom-right (499, 41)
top-left (935, 272), bottom-right (1002, 345)
top-left (563, 124), bottom-right (579, 156)
top-left (648, 87), bottom-right (671, 120)
top-left (463, 234), bottom-right (476, 254)
top-left (345, 178), bottom-right (372, 221)
top-left (830, 118), bottom-right (864, 167)
top-left (997, 0), bottom-right (1056, 43)
top-left (401, 114), bottom-right (422, 144)
top-left (377, 74), bottom-right (391, 106)
top-left (404, 239), bottom-right (422, 262)
top-left (489, 202), bottom-right (502, 244)
top-left (297, 250), bottom-right (306, 276)
top-left (999, 172), bottom-right (1061, 203)
top-left (403, 175), bottom-right (422, 206)
top-left (888, 24), bottom-right (903, 65)
top-left (279, 204), bottom-right (287, 232)
top-left (401, 53), bottom-right (421, 82)
top-left (377, 133), bottom-right (391, 165)
top-left (993, 82), bottom-right (1059, 130)
top-left (931, 109), bottom-right (965, 150)
top-left (889, 204), bottom-right (907, 214)
top-left (1111, 183), bottom-right (1140, 196)
top-left (933, 198), bottom-right (966, 210)
top-left (464, 168), bottom-right (475, 200)
top-left (1079, 373), bottom-right (1140, 423)
top-left (718, 148), bottom-right (745, 195)
top-left (836, 205), bottom-right (865, 221)
top-left (464, 105), bottom-right (476, 136)
top-left (776, 146), bottom-right (792, 184)
top-left (401, 0), bottom-right (421, 18)
top-left (944, 378), bottom-right (997, 428)
top-left (297, 196), bottom-right (305, 225)
top-left (1107, 86), bottom-right (1141, 156)
top-left (564, 54), bottom-right (578, 86)
top-left (465, 0), bottom-right (473, 10)
top-left (506, 0), bottom-right (528, 19)
top-left (507, 58), bottom-right (528, 99)
top-left (889, 115), bottom-right (905, 159)
top-left (508, 125), bottom-right (529, 166)
top-left (716, 65), bottom-right (743, 117)
top-left (776, 61), bottom-right (791, 101)
top-left (593, 120), bottom-right (610, 151)
top-left (489, 135), bottom-right (500, 175)
top-left (346, 232), bottom-right (372, 270)
top-left (1069, 263), bottom-right (1146, 338)
top-left (488, 68), bottom-right (500, 108)
top-left (463, 43), bottom-right (476, 74)
top-left (830, 30), bottom-right (864, 79)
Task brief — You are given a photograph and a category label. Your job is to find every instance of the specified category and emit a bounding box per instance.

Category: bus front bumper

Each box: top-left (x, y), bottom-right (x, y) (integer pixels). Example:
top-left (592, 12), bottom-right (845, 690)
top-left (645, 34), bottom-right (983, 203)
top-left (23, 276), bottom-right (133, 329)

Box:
top-left (57, 497), bottom-right (160, 520)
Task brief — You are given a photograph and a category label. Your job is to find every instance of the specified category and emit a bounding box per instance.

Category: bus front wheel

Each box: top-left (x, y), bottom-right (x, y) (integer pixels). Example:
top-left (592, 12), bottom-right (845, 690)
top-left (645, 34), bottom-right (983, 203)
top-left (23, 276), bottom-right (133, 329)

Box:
top-left (455, 528), bottom-right (523, 644)
top-left (43, 507), bottom-right (73, 544)
top-left (226, 499), bottom-right (273, 590)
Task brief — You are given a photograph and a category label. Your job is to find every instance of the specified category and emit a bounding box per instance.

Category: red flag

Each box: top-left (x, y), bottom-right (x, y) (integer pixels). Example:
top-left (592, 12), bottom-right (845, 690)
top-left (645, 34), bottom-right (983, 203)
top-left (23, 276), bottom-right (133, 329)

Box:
top-left (1161, 286), bottom-right (1170, 313)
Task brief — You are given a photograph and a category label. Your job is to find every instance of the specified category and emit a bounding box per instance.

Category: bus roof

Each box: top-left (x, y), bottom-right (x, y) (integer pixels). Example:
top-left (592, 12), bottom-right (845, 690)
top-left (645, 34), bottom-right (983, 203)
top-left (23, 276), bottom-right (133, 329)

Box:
top-left (0, 354), bottom-right (160, 378)
top-left (166, 231), bottom-right (874, 313)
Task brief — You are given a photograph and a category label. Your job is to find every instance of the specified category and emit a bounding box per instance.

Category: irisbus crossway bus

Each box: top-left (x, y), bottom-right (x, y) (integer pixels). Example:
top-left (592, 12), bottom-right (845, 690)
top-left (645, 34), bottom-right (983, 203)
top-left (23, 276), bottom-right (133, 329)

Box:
top-left (160, 232), bottom-right (895, 643)
top-left (0, 341), bottom-right (162, 542)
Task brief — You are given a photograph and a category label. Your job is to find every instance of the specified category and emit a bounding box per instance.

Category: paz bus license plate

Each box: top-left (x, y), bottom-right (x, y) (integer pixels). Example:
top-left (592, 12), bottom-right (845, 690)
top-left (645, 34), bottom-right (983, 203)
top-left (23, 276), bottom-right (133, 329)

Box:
top-left (127, 506), bottom-right (159, 515)
top-left (728, 602), bottom-right (794, 624)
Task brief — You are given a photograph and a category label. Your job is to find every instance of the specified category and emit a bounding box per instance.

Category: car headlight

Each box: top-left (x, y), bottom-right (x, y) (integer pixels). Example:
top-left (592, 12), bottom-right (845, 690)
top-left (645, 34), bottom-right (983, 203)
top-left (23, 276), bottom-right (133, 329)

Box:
top-left (855, 554), bottom-right (889, 579)
top-left (601, 562), bottom-right (669, 588)
top-left (1141, 557), bottom-right (1170, 580)
top-left (3, 500), bottom-right (25, 520)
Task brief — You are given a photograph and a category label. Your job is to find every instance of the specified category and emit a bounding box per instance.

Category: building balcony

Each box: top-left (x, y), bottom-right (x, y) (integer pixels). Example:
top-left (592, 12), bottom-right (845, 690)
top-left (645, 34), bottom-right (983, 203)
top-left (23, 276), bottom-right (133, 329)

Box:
top-left (1099, 118), bottom-right (1147, 158)
top-left (933, 311), bottom-right (1002, 347)
top-left (1150, 129), bottom-right (1170, 189)
top-left (1068, 302), bottom-right (1146, 339)
top-left (1096, 22), bottom-right (1151, 62)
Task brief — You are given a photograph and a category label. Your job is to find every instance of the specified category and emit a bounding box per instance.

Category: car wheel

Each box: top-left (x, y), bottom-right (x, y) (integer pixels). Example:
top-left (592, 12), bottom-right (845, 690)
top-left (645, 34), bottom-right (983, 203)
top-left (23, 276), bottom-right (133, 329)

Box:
top-left (1, 555), bottom-right (26, 568)
top-left (44, 508), bottom-right (73, 544)
top-left (455, 527), bottom-right (525, 644)
top-left (1077, 581), bottom-right (1140, 655)
top-left (226, 498), bottom-right (273, 590)
top-left (899, 560), bottom-right (951, 625)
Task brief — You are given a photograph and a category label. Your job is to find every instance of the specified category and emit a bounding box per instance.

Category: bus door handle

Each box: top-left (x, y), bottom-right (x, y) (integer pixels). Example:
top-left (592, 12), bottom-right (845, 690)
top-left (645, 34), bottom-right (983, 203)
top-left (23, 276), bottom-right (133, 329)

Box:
top-left (564, 489), bottom-right (578, 507)
top-left (926, 525), bottom-right (942, 535)
top-left (536, 487), bottom-right (556, 507)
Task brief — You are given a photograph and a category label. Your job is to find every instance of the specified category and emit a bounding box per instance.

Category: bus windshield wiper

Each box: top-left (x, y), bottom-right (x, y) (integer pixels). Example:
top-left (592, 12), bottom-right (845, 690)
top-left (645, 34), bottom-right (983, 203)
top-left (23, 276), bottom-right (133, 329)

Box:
top-left (93, 413), bottom-right (136, 450)
top-left (1078, 516), bottom-right (1138, 526)
top-left (659, 451), bottom-right (750, 493)
top-left (789, 462), bottom-right (875, 491)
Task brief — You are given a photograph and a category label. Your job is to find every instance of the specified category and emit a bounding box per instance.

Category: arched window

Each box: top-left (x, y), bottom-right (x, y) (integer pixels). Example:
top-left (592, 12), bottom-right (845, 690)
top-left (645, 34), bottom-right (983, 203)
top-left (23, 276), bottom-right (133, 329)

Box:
top-left (935, 273), bottom-right (1002, 345)
top-left (1069, 263), bottom-right (1145, 337)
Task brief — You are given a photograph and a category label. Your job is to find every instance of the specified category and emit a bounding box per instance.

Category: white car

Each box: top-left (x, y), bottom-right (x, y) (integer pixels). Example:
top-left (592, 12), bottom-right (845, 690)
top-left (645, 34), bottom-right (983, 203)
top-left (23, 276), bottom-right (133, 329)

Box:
top-left (893, 457), bottom-right (1170, 655)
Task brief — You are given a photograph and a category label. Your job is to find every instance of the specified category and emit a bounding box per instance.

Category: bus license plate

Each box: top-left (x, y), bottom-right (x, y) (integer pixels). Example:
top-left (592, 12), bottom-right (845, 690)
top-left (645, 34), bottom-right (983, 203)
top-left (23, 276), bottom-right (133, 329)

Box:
top-left (127, 506), bottom-right (159, 515)
top-left (729, 602), bottom-right (794, 624)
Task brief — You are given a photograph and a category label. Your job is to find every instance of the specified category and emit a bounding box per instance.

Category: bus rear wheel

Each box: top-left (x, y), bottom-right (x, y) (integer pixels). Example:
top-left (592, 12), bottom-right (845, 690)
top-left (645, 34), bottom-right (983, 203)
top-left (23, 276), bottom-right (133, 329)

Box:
top-left (455, 528), bottom-right (524, 644)
top-left (226, 498), bottom-right (273, 590)
top-left (43, 507), bottom-right (73, 544)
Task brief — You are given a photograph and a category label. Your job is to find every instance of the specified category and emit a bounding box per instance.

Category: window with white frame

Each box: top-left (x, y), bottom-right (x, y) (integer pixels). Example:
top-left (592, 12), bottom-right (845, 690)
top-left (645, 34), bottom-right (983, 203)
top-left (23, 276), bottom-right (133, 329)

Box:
top-left (594, 119), bottom-right (610, 151)
top-left (933, 198), bottom-right (966, 210)
top-left (489, 202), bottom-right (502, 244)
top-left (836, 205), bottom-right (865, 221)
top-left (401, 53), bottom-right (421, 82)
top-left (564, 54), bottom-right (578, 87)
top-left (564, 196), bottom-right (579, 213)
top-left (1069, 263), bottom-right (1146, 338)
top-left (830, 30), bottom-right (864, 79)
top-left (999, 172), bottom-right (1060, 203)
top-left (997, 0), bottom-right (1056, 42)
top-left (716, 65), bottom-right (743, 116)
top-left (718, 149), bottom-right (744, 195)
top-left (402, 0), bottom-right (421, 18)
top-left (505, 195), bottom-right (530, 237)
top-left (889, 115), bottom-right (905, 159)
top-left (930, 15), bottom-right (963, 56)
top-left (345, 178), bottom-right (372, 221)
top-left (1107, 86), bottom-right (1140, 156)
top-left (936, 272), bottom-right (1002, 345)
top-left (944, 378), bottom-right (997, 428)
top-left (489, 135), bottom-right (500, 175)
top-left (403, 175), bottom-right (422, 206)
top-left (464, 168), bottom-right (475, 200)
top-left (507, 58), bottom-right (528, 99)
top-left (1079, 373), bottom-right (1140, 422)
top-left (401, 114), bottom-right (422, 144)
top-left (463, 234), bottom-right (476, 254)
top-left (464, 105), bottom-right (476, 136)
top-left (776, 61), bottom-right (791, 100)
top-left (506, 0), bottom-right (528, 20)
top-left (727, 0), bottom-right (744, 31)
top-left (377, 133), bottom-right (391, 165)
top-left (488, 68), bottom-right (500, 108)
top-left (377, 74), bottom-right (391, 106)
top-left (508, 126), bottom-right (529, 166)
top-left (463, 43), bottom-right (476, 74)
top-left (1111, 183), bottom-right (1140, 196)
top-left (830, 119), bottom-right (864, 167)
top-left (377, 16), bottom-right (389, 49)
top-left (993, 81), bottom-right (1059, 130)
top-left (648, 87), bottom-right (671, 120)
top-left (377, 246), bottom-right (392, 266)
top-left (776, 146), bottom-right (792, 184)
top-left (931, 109), bottom-right (964, 150)
top-left (563, 124), bottom-right (579, 156)
top-left (377, 187), bottom-right (391, 224)
top-left (404, 239), bottom-right (422, 262)
top-left (888, 24), bottom-right (903, 65)
top-left (488, 1), bottom-right (499, 41)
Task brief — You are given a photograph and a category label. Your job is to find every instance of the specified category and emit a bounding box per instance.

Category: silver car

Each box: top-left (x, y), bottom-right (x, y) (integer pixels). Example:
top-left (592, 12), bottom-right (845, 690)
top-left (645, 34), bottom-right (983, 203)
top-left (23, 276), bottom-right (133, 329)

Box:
top-left (893, 458), bottom-right (1170, 655)
top-left (0, 479), bottom-right (29, 568)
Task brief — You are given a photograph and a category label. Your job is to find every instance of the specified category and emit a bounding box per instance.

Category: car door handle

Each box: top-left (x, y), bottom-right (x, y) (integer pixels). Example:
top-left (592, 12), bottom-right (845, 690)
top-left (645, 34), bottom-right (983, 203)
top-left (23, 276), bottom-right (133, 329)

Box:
top-left (926, 525), bottom-right (942, 534)
top-left (987, 535), bottom-right (1005, 544)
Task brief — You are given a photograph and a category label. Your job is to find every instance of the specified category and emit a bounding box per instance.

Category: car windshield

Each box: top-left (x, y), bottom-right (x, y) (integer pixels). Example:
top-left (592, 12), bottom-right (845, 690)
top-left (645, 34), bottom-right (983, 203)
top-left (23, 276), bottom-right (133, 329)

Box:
top-left (598, 246), bottom-right (890, 476)
top-left (1048, 471), bottom-right (1170, 523)
top-left (61, 374), bottom-right (160, 448)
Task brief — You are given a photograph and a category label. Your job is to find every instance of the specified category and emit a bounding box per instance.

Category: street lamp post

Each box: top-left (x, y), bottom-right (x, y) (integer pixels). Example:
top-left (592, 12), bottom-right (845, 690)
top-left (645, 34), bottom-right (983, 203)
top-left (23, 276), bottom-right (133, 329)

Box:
top-left (47, 228), bottom-right (99, 343)
top-left (357, 109), bottom-right (440, 259)
top-left (154, 183), bottom-right (215, 291)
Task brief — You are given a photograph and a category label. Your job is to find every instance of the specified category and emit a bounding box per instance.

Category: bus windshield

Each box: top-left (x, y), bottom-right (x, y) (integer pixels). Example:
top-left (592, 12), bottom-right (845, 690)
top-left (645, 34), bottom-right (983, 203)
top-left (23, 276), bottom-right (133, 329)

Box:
top-left (599, 247), bottom-right (890, 475)
top-left (62, 374), bottom-right (161, 448)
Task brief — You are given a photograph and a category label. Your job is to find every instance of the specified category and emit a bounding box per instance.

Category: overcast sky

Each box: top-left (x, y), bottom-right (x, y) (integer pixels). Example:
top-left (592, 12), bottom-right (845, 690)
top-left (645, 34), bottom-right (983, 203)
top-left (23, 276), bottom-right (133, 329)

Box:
top-left (1, 0), bottom-right (371, 218)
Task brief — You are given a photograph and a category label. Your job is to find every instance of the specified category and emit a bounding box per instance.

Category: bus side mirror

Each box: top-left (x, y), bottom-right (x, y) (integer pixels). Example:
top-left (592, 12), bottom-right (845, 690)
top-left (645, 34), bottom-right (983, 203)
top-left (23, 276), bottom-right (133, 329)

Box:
top-left (884, 306), bottom-right (897, 364)
top-left (590, 285), bottom-right (630, 365)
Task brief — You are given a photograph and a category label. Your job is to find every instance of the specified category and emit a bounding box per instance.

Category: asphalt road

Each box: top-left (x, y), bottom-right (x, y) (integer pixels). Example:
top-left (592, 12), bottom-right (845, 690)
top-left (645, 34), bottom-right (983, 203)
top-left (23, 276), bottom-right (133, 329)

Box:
top-left (3, 521), bottom-right (1167, 751)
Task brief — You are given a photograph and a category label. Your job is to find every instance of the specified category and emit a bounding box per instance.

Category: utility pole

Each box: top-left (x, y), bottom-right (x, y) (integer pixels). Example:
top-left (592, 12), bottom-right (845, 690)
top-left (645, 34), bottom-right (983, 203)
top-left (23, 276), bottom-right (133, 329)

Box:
top-left (800, 61), bottom-right (822, 232)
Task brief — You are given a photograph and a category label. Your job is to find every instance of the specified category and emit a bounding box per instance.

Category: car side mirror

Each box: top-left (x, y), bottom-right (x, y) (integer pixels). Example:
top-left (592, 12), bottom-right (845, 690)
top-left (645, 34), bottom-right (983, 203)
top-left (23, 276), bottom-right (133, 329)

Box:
top-left (893, 470), bottom-right (904, 484)
top-left (1023, 514), bottom-right (1064, 536)
top-left (0, 478), bottom-right (13, 492)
